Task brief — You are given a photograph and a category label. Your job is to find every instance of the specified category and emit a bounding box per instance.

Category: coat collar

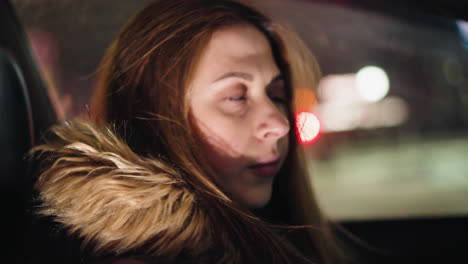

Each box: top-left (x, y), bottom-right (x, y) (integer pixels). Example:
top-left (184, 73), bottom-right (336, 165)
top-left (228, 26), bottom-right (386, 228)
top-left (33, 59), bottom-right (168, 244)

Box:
top-left (33, 121), bottom-right (212, 258)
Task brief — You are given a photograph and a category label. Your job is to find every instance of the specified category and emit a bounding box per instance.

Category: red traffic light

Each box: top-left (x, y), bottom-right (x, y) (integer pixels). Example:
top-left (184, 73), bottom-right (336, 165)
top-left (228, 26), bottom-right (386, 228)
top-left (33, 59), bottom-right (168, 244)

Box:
top-left (295, 111), bottom-right (320, 145)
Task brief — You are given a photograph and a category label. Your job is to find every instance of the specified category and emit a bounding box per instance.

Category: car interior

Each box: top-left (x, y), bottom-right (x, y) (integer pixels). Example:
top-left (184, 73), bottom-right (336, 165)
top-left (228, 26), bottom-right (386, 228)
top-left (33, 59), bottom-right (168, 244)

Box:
top-left (2, 0), bottom-right (467, 263)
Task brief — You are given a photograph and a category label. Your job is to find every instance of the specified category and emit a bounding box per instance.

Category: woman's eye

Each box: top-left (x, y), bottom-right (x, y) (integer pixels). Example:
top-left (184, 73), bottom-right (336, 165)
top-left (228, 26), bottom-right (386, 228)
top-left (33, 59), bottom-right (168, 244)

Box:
top-left (224, 83), bottom-right (247, 102)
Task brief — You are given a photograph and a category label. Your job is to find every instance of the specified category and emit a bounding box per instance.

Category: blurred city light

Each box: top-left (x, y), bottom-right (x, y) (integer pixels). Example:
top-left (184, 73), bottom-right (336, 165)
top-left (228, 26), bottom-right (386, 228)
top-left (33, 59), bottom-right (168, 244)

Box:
top-left (456, 20), bottom-right (468, 49)
top-left (316, 69), bottom-right (406, 132)
top-left (316, 96), bottom-right (409, 132)
top-left (356, 66), bottom-right (390, 102)
top-left (316, 103), bottom-right (361, 132)
top-left (295, 111), bottom-right (320, 145)
top-left (294, 87), bottom-right (317, 111)
top-left (318, 74), bottom-right (361, 105)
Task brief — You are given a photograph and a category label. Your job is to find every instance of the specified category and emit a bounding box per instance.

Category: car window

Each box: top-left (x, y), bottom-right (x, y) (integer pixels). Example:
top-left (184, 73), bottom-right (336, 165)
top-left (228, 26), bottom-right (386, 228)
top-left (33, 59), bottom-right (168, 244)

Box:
top-left (254, 0), bottom-right (468, 220)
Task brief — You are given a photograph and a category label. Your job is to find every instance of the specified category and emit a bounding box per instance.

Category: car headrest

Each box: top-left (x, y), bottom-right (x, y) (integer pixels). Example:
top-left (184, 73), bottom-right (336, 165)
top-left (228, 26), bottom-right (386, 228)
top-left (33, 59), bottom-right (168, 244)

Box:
top-left (0, 1), bottom-right (58, 260)
top-left (0, 0), bottom-right (57, 143)
top-left (0, 47), bottom-right (33, 260)
top-left (0, 48), bottom-right (33, 180)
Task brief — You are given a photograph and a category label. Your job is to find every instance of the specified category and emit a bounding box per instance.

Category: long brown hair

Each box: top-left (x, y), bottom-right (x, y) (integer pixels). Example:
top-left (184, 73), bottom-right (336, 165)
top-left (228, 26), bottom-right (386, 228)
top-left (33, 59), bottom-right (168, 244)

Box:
top-left (91, 0), bottom-right (342, 263)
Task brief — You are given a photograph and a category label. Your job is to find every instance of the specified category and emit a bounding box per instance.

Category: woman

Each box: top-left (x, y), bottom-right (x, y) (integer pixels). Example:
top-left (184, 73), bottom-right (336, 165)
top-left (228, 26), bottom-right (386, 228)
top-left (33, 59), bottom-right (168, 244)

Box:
top-left (32, 0), bottom-right (343, 263)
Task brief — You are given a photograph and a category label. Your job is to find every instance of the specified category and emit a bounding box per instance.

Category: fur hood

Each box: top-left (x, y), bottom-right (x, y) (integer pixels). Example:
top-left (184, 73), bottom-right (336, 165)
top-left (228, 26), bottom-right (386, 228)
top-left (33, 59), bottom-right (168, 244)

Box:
top-left (32, 121), bottom-right (215, 261)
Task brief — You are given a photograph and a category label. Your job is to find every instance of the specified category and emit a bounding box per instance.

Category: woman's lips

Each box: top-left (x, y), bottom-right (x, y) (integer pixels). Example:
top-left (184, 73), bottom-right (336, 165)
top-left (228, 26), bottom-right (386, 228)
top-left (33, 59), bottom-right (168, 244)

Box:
top-left (248, 159), bottom-right (281, 178)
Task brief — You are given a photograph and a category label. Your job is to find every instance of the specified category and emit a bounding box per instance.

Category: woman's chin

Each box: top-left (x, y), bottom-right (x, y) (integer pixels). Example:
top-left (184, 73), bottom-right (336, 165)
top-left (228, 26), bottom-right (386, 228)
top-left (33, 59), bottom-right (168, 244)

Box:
top-left (239, 186), bottom-right (273, 209)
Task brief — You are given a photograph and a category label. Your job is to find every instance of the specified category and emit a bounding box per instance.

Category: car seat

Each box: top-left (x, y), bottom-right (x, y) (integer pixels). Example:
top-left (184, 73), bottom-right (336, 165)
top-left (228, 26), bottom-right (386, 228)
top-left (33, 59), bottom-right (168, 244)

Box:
top-left (0, 0), bottom-right (57, 261)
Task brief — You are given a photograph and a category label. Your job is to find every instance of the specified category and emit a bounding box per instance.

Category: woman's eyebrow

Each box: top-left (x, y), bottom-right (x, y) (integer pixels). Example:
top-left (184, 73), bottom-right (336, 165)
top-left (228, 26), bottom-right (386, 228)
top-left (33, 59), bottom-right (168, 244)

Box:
top-left (214, 72), bottom-right (253, 82)
top-left (214, 72), bottom-right (283, 85)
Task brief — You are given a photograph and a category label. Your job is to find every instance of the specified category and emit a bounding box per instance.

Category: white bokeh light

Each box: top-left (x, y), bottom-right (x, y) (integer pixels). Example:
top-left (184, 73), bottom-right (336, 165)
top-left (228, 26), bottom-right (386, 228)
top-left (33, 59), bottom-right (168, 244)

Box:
top-left (356, 66), bottom-right (390, 102)
top-left (296, 111), bottom-right (320, 144)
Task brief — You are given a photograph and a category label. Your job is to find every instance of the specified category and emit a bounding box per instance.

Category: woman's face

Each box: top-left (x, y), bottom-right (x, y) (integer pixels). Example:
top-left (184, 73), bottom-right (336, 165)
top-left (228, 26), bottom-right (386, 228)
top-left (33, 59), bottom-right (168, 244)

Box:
top-left (188, 24), bottom-right (290, 208)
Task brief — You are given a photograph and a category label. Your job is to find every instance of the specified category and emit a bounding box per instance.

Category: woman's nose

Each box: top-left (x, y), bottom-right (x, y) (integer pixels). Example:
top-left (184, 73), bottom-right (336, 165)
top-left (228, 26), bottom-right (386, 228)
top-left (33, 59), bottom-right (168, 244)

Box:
top-left (255, 103), bottom-right (290, 141)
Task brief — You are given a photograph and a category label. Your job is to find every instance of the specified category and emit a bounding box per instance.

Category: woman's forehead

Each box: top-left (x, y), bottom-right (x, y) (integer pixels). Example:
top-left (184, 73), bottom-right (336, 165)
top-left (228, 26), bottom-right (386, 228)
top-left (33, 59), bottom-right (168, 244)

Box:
top-left (206, 24), bottom-right (273, 61)
top-left (195, 24), bottom-right (279, 78)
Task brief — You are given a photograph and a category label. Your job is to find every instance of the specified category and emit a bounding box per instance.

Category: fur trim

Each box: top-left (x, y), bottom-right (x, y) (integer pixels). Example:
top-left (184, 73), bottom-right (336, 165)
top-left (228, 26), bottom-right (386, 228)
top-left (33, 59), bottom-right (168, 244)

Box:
top-left (32, 121), bottom-right (212, 258)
